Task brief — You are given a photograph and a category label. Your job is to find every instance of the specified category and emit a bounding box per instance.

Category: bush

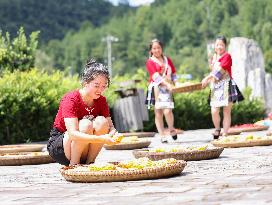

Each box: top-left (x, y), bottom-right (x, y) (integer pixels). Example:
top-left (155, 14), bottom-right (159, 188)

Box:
top-left (107, 69), bottom-right (265, 131)
top-left (0, 67), bottom-right (265, 144)
top-left (0, 27), bottom-right (39, 72)
top-left (0, 69), bottom-right (79, 144)
top-left (143, 88), bottom-right (266, 131)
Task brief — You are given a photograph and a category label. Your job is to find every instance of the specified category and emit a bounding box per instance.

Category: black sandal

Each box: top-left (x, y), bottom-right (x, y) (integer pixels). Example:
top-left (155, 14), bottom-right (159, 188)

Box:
top-left (212, 129), bottom-right (221, 140)
top-left (170, 130), bottom-right (178, 141)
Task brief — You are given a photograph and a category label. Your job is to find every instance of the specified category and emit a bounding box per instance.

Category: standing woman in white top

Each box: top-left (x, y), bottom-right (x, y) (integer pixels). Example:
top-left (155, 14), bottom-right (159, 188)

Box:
top-left (145, 39), bottom-right (183, 143)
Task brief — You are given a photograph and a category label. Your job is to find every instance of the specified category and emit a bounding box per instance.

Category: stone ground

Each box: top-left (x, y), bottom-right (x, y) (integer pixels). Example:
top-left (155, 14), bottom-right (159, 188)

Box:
top-left (0, 129), bottom-right (272, 205)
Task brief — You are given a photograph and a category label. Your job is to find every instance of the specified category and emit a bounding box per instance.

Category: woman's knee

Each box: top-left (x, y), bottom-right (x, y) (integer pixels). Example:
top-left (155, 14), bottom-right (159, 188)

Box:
top-left (79, 118), bottom-right (94, 134)
top-left (93, 116), bottom-right (109, 135)
top-left (155, 109), bottom-right (163, 117)
top-left (163, 108), bottom-right (172, 115)
top-left (223, 107), bottom-right (232, 116)
top-left (211, 107), bottom-right (220, 115)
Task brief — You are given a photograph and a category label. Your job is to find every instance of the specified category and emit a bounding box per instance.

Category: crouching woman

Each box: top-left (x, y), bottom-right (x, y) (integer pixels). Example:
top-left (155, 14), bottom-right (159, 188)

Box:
top-left (47, 59), bottom-right (118, 166)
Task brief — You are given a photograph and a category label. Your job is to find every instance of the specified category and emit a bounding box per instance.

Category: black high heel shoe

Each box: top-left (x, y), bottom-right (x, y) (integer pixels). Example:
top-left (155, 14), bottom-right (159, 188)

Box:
top-left (212, 129), bottom-right (221, 140)
top-left (170, 129), bottom-right (178, 141)
top-left (172, 135), bottom-right (178, 140)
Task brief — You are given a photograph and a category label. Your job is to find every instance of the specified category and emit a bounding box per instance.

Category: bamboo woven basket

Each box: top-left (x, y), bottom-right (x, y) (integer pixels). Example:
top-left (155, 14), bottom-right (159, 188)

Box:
top-left (60, 160), bottom-right (187, 183)
top-left (121, 132), bottom-right (156, 138)
top-left (230, 125), bottom-right (269, 133)
top-left (0, 152), bottom-right (55, 166)
top-left (0, 144), bottom-right (46, 154)
top-left (133, 147), bottom-right (224, 161)
top-left (104, 140), bottom-right (151, 150)
top-left (172, 83), bottom-right (202, 93)
top-left (211, 138), bottom-right (272, 148)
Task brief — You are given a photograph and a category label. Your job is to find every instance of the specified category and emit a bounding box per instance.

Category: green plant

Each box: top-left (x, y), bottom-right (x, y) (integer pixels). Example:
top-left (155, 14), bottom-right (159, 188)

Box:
top-left (0, 69), bottom-right (79, 144)
top-left (0, 27), bottom-right (39, 73)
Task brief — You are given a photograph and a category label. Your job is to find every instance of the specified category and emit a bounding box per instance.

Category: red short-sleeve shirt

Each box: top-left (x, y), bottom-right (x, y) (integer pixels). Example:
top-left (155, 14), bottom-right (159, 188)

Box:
top-left (53, 90), bottom-right (110, 132)
top-left (219, 52), bottom-right (232, 78)
top-left (146, 57), bottom-right (176, 82)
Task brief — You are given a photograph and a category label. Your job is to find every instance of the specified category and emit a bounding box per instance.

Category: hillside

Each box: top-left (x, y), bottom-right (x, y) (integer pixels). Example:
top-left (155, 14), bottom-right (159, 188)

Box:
top-left (0, 0), bottom-right (133, 43)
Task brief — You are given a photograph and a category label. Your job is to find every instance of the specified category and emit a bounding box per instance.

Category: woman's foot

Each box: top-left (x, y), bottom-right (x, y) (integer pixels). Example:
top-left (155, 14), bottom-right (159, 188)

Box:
top-left (166, 128), bottom-right (183, 140)
top-left (169, 130), bottom-right (178, 140)
top-left (160, 135), bottom-right (168, 143)
top-left (212, 129), bottom-right (221, 139)
top-left (221, 132), bottom-right (228, 137)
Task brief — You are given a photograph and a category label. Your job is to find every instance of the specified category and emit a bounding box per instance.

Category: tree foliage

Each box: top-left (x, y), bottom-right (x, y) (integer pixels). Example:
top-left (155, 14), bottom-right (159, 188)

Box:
top-left (0, 27), bottom-right (39, 72)
top-left (42, 0), bottom-right (272, 76)
top-left (0, 0), bottom-right (133, 43)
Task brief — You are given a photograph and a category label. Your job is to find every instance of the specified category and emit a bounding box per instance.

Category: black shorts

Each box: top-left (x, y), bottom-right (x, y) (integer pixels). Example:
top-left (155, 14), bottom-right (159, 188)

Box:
top-left (47, 128), bottom-right (70, 166)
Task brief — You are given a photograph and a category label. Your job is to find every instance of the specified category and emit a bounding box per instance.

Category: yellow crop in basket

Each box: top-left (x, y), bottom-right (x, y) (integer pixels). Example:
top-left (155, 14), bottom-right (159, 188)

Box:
top-left (112, 135), bottom-right (124, 143)
top-left (88, 163), bottom-right (116, 171)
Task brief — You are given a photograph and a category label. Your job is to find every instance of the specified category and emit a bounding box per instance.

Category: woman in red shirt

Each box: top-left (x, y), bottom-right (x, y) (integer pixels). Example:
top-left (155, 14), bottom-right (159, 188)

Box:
top-left (47, 59), bottom-right (118, 166)
top-left (202, 36), bottom-right (244, 138)
top-left (145, 39), bottom-right (182, 143)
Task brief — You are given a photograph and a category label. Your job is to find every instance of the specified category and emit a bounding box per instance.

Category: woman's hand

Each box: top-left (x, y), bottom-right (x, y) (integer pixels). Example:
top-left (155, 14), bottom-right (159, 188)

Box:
top-left (109, 128), bottom-right (118, 136)
top-left (201, 76), bottom-right (210, 88)
top-left (166, 83), bottom-right (174, 92)
top-left (101, 133), bottom-right (118, 145)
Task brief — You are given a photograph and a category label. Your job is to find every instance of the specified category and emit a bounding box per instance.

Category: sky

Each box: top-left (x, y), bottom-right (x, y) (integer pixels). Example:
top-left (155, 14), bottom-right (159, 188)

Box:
top-left (109, 0), bottom-right (155, 7)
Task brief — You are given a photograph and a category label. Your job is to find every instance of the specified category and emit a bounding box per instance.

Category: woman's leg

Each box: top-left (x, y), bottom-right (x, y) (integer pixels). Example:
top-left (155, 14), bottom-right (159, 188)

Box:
top-left (211, 107), bottom-right (221, 136)
top-left (163, 108), bottom-right (175, 132)
top-left (222, 103), bottom-right (233, 135)
top-left (154, 109), bottom-right (165, 136)
top-left (85, 116), bottom-right (110, 164)
top-left (63, 118), bottom-right (94, 165)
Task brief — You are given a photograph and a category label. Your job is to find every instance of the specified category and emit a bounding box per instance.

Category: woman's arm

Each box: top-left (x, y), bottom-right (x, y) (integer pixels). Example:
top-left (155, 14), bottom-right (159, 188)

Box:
top-left (64, 118), bottom-right (116, 144)
top-left (202, 65), bottom-right (226, 88)
top-left (152, 72), bottom-right (174, 91)
top-left (107, 117), bottom-right (118, 135)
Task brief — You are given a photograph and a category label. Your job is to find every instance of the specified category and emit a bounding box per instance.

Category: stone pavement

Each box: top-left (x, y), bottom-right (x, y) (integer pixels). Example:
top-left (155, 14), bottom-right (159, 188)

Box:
top-left (1, 129), bottom-right (272, 205)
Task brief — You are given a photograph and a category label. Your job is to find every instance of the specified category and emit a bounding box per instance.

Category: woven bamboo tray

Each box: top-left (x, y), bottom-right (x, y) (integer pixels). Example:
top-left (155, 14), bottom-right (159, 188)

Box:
top-left (211, 138), bottom-right (272, 148)
top-left (172, 83), bottom-right (202, 93)
top-left (0, 152), bottom-right (55, 166)
top-left (0, 144), bottom-right (46, 154)
top-left (230, 125), bottom-right (269, 133)
top-left (121, 132), bottom-right (156, 138)
top-left (133, 147), bottom-right (224, 161)
top-left (60, 160), bottom-right (187, 182)
top-left (104, 140), bottom-right (151, 150)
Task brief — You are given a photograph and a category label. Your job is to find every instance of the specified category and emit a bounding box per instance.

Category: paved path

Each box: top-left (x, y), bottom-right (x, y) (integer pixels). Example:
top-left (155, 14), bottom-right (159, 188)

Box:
top-left (1, 129), bottom-right (272, 205)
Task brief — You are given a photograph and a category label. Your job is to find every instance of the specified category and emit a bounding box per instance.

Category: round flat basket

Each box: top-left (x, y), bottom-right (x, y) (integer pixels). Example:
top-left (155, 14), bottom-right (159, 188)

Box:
top-left (0, 144), bottom-right (46, 154)
top-left (133, 147), bottom-right (224, 161)
top-left (0, 152), bottom-right (55, 166)
top-left (211, 139), bottom-right (272, 148)
top-left (121, 132), bottom-right (156, 138)
top-left (104, 140), bottom-right (151, 150)
top-left (172, 83), bottom-right (202, 93)
top-left (60, 160), bottom-right (187, 183)
top-left (230, 125), bottom-right (269, 133)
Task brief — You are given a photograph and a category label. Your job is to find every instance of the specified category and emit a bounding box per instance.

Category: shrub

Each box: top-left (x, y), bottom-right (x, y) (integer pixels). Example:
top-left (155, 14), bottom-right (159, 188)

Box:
top-left (143, 88), bottom-right (266, 131)
top-left (0, 27), bottom-right (39, 72)
top-left (0, 69), bottom-right (79, 144)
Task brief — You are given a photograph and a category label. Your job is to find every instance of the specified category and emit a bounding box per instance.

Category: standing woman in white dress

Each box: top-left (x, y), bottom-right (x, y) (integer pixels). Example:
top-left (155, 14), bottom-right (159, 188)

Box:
top-left (145, 39), bottom-right (183, 143)
top-left (202, 36), bottom-right (244, 138)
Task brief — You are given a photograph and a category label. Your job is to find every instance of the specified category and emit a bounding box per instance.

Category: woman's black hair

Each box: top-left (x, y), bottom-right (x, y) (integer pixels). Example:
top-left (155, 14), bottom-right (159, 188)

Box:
top-left (80, 58), bottom-right (110, 86)
top-left (149, 38), bottom-right (164, 57)
top-left (216, 35), bottom-right (227, 45)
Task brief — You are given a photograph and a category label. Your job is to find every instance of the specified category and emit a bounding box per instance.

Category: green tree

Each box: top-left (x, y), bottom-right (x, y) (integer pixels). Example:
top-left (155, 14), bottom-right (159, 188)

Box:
top-left (0, 27), bottom-right (39, 72)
